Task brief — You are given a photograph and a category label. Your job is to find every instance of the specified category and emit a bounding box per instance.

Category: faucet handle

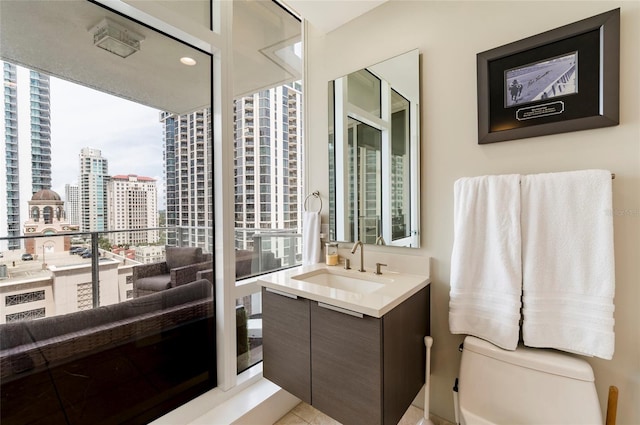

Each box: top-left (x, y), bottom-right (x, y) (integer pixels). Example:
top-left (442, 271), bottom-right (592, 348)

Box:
top-left (344, 258), bottom-right (351, 270)
top-left (374, 263), bottom-right (387, 275)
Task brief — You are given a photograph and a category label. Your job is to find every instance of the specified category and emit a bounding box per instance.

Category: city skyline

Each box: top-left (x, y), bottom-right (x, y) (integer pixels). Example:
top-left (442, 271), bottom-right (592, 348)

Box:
top-left (49, 75), bottom-right (166, 209)
top-left (3, 60), bottom-right (303, 254)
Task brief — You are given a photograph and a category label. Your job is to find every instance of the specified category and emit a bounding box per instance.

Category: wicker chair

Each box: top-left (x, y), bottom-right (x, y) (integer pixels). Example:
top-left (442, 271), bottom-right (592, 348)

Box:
top-left (133, 246), bottom-right (212, 297)
top-left (196, 268), bottom-right (214, 285)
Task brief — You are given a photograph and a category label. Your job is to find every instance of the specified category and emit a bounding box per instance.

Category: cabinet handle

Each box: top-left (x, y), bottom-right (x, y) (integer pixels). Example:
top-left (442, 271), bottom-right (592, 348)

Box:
top-left (265, 287), bottom-right (298, 299)
top-left (318, 302), bottom-right (364, 318)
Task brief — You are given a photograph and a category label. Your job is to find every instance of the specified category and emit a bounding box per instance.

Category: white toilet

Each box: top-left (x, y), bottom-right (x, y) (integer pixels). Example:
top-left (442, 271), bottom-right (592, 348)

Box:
top-left (457, 335), bottom-right (602, 424)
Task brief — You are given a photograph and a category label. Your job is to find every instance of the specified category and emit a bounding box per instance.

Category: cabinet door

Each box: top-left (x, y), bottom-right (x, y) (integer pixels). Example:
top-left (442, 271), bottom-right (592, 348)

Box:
top-left (262, 288), bottom-right (311, 403)
top-left (382, 285), bottom-right (430, 425)
top-left (311, 302), bottom-right (383, 425)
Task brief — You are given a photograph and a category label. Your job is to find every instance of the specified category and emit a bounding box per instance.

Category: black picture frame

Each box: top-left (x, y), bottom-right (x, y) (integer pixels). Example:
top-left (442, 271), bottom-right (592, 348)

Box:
top-left (477, 8), bottom-right (620, 144)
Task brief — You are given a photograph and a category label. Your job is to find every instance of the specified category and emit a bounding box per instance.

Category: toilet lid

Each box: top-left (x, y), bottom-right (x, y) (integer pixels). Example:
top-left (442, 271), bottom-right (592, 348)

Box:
top-left (463, 336), bottom-right (595, 381)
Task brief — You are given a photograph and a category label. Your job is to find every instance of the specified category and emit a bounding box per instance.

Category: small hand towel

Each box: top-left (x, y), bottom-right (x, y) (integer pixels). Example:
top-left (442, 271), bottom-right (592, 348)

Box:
top-left (521, 169), bottom-right (615, 359)
top-left (302, 211), bottom-right (322, 265)
top-left (449, 174), bottom-right (522, 350)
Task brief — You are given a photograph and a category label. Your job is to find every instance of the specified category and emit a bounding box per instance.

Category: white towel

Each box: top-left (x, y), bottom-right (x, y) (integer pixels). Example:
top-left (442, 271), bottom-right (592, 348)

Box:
top-left (521, 170), bottom-right (615, 359)
top-left (449, 175), bottom-right (522, 350)
top-left (302, 211), bottom-right (322, 265)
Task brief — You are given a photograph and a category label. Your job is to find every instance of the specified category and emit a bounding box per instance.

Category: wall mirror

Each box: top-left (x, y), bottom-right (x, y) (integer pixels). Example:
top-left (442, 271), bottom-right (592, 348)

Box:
top-left (328, 49), bottom-right (420, 248)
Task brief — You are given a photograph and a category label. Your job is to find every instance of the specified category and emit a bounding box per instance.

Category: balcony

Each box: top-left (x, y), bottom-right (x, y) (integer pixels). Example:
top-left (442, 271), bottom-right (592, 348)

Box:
top-left (0, 228), bottom-right (216, 425)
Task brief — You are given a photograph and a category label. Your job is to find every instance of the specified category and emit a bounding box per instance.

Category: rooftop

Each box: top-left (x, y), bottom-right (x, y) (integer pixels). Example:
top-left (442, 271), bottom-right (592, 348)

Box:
top-left (0, 249), bottom-right (123, 286)
top-left (31, 189), bottom-right (62, 201)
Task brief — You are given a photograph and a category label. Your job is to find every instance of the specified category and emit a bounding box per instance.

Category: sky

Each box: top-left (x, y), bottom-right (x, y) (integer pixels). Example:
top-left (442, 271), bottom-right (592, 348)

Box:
top-left (49, 77), bottom-right (166, 209)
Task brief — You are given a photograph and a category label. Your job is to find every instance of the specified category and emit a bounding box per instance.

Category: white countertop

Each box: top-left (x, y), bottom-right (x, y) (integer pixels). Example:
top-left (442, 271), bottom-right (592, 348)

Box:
top-left (257, 264), bottom-right (430, 318)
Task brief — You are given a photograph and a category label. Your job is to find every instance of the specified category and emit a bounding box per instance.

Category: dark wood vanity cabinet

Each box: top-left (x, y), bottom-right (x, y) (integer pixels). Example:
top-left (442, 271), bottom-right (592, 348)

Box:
top-left (262, 285), bottom-right (430, 425)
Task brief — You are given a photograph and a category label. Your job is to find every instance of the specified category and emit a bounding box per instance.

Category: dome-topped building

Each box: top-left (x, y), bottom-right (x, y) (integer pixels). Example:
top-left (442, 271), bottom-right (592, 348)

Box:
top-left (24, 189), bottom-right (79, 258)
top-left (27, 189), bottom-right (66, 226)
top-left (31, 189), bottom-right (62, 202)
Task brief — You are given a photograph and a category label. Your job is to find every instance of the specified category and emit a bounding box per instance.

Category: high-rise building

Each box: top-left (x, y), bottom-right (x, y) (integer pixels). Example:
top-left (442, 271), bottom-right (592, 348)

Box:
top-left (232, 82), bottom-right (303, 265)
top-left (107, 174), bottom-right (159, 246)
top-left (0, 61), bottom-right (52, 251)
top-left (79, 147), bottom-right (109, 232)
top-left (160, 109), bottom-right (213, 250)
top-left (30, 71), bottom-right (52, 193)
top-left (64, 183), bottom-right (79, 226)
top-left (159, 83), bottom-right (303, 263)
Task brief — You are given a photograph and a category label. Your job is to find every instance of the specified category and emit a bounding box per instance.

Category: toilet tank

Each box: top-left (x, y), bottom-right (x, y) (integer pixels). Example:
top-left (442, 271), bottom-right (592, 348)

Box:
top-left (458, 336), bottom-right (602, 425)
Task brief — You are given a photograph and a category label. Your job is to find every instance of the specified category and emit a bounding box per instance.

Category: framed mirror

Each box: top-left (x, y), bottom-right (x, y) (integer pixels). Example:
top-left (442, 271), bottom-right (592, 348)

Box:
top-left (329, 49), bottom-right (420, 248)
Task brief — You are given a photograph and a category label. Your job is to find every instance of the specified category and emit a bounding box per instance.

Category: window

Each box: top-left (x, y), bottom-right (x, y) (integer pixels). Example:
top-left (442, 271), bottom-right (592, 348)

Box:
top-left (3, 0), bottom-right (306, 418)
top-left (6, 308), bottom-right (45, 322)
top-left (5, 290), bottom-right (45, 306)
top-left (76, 282), bottom-right (93, 311)
top-left (0, 1), bottom-right (214, 423)
top-left (234, 82), bottom-right (302, 281)
top-left (232, 1), bottom-right (302, 374)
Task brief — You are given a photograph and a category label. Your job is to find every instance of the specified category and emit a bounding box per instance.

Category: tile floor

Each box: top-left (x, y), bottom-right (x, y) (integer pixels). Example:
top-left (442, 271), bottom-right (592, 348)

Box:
top-left (274, 402), bottom-right (453, 425)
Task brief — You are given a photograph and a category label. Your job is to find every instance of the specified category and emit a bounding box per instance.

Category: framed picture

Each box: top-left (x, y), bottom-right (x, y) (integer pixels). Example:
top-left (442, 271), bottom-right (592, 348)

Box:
top-left (477, 8), bottom-right (619, 144)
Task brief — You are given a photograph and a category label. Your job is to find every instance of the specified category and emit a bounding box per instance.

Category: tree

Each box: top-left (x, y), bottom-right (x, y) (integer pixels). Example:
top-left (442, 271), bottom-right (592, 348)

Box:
top-left (98, 237), bottom-right (112, 252)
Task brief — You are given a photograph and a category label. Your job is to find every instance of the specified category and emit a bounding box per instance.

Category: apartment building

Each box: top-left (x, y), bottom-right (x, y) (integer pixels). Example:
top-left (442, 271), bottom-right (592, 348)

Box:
top-left (133, 244), bottom-right (165, 264)
top-left (64, 183), bottom-right (80, 226)
top-left (79, 147), bottom-right (109, 232)
top-left (233, 82), bottom-right (304, 267)
top-left (161, 109), bottom-right (213, 250)
top-left (0, 62), bottom-right (52, 251)
top-left (107, 174), bottom-right (159, 246)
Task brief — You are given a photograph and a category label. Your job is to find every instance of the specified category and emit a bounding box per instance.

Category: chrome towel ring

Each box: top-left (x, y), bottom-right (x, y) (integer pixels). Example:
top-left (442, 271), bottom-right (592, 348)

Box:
top-left (304, 191), bottom-right (322, 213)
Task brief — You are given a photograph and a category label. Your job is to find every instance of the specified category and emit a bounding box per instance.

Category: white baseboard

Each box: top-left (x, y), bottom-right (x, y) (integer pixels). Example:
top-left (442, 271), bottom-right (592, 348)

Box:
top-left (152, 364), bottom-right (299, 425)
top-left (190, 378), bottom-right (299, 425)
top-left (231, 380), bottom-right (300, 425)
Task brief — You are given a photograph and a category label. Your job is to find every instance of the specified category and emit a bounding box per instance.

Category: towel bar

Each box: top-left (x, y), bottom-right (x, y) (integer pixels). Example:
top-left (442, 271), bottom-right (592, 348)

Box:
top-left (518, 173), bottom-right (615, 183)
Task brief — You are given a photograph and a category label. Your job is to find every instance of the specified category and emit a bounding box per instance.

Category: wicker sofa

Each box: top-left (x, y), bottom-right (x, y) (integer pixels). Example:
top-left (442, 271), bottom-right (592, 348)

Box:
top-left (0, 279), bottom-right (215, 425)
top-left (132, 246), bottom-right (213, 297)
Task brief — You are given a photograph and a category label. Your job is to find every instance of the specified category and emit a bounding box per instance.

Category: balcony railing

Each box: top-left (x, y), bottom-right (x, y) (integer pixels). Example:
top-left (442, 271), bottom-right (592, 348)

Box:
top-left (1, 226), bottom-right (301, 309)
top-left (0, 225), bottom-right (301, 376)
top-left (233, 227), bottom-right (302, 280)
top-left (0, 228), bottom-right (171, 313)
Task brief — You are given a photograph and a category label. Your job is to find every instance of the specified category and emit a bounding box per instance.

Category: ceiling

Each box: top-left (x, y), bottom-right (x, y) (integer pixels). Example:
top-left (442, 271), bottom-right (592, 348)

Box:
top-left (0, 0), bottom-right (379, 112)
top-left (282, 0), bottom-right (387, 34)
top-left (0, 0), bottom-right (211, 114)
top-left (233, 0), bottom-right (302, 97)
top-left (0, 0), bottom-right (302, 114)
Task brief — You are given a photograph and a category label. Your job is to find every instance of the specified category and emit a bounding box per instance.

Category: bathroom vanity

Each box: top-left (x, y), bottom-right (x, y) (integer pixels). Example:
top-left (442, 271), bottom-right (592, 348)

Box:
top-left (258, 265), bottom-right (430, 425)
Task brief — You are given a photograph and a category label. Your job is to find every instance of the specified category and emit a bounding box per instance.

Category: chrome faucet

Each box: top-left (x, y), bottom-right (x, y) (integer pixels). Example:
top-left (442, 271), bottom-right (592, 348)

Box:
top-left (350, 240), bottom-right (365, 272)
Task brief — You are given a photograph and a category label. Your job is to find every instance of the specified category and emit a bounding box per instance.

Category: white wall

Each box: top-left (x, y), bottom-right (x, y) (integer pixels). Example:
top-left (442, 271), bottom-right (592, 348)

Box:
top-left (306, 1), bottom-right (639, 423)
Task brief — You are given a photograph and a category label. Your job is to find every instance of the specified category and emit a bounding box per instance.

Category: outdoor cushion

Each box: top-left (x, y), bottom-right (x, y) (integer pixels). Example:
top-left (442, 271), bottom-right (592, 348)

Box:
top-left (134, 275), bottom-right (172, 292)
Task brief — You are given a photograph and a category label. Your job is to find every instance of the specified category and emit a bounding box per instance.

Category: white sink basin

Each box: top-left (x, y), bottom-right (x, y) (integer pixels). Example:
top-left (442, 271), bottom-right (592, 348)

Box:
top-left (291, 268), bottom-right (391, 294)
top-left (258, 263), bottom-right (430, 318)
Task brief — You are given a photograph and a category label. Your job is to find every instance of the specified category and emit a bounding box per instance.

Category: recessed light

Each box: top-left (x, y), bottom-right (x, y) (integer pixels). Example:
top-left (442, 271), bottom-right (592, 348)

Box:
top-left (180, 57), bottom-right (197, 66)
